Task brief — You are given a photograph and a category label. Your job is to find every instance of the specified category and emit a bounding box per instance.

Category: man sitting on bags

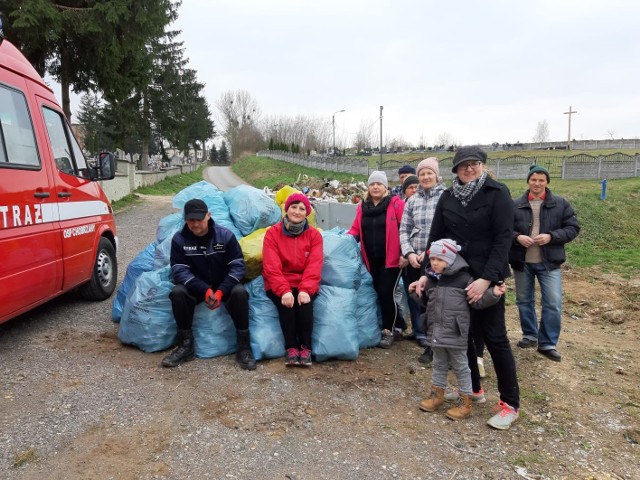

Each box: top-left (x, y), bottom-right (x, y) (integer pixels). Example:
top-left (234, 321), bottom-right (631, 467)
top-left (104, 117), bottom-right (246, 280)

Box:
top-left (162, 198), bottom-right (257, 370)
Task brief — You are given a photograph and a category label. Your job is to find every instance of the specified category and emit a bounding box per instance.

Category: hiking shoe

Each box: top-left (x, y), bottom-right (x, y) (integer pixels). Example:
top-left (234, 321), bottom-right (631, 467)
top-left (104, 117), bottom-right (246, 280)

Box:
top-left (379, 330), bottom-right (394, 349)
top-left (236, 347), bottom-right (257, 371)
top-left (444, 388), bottom-right (486, 404)
top-left (418, 346), bottom-right (433, 364)
top-left (487, 401), bottom-right (519, 430)
top-left (477, 357), bottom-right (487, 378)
top-left (285, 347), bottom-right (300, 366)
top-left (517, 337), bottom-right (538, 349)
top-left (299, 347), bottom-right (312, 367)
top-left (417, 337), bottom-right (429, 349)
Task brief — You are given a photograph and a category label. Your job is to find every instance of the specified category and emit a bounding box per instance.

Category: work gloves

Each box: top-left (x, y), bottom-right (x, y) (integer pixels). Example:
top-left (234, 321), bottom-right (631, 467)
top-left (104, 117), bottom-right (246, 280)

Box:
top-left (204, 288), bottom-right (223, 310)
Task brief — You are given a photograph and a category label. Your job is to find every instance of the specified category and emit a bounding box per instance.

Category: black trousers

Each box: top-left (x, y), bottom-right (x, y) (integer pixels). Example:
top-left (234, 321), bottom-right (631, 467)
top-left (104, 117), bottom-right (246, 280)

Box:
top-left (368, 257), bottom-right (401, 332)
top-left (169, 283), bottom-right (249, 331)
top-left (471, 297), bottom-right (520, 409)
top-left (267, 288), bottom-right (315, 350)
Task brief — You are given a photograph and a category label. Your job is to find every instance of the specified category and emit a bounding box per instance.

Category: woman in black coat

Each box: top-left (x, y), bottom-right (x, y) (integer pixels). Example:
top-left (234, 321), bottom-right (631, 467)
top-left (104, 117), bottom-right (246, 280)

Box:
top-left (426, 145), bottom-right (520, 430)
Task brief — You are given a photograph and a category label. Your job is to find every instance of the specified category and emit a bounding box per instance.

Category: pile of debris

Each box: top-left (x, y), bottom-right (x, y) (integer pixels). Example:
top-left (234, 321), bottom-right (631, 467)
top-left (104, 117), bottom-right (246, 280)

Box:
top-left (267, 174), bottom-right (369, 204)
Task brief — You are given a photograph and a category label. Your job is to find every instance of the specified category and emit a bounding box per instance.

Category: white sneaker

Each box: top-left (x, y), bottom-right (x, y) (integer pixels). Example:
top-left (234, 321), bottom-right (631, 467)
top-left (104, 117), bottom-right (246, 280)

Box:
top-left (487, 401), bottom-right (519, 430)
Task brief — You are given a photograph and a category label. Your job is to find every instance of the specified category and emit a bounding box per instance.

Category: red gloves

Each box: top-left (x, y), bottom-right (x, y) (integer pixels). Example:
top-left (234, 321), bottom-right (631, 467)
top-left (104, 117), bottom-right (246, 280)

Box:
top-left (205, 288), bottom-right (223, 310)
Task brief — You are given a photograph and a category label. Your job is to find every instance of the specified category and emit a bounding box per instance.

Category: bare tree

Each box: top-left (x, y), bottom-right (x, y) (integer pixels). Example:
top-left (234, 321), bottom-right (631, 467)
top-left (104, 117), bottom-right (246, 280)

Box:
top-left (216, 90), bottom-right (263, 159)
top-left (354, 119), bottom-right (375, 152)
top-left (533, 120), bottom-right (550, 143)
top-left (606, 129), bottom-right (616, 140)
top-left (434, 132), bottom-right (458, 149)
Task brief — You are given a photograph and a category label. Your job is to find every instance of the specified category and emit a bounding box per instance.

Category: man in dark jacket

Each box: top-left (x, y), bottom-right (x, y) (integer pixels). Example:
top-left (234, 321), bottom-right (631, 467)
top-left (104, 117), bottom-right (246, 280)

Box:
top-left (509, 165), bottom-right (580, 362)
top-left (162, 198), bottom-right (256, 370)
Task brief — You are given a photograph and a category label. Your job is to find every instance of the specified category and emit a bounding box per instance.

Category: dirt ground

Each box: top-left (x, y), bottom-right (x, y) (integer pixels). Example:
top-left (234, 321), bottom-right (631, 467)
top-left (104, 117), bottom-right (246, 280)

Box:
top-left (2, 195), bottom-right (639, 480)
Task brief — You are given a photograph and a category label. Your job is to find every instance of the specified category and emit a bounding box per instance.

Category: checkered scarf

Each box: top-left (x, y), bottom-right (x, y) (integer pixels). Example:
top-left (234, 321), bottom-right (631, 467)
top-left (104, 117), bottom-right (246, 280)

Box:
top-left (452, 171), bottom-right (488, 207)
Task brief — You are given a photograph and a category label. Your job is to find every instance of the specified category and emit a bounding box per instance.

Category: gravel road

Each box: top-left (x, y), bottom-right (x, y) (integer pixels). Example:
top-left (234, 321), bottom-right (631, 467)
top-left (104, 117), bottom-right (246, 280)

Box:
top-left (1, 173), bottom-right (637, 480)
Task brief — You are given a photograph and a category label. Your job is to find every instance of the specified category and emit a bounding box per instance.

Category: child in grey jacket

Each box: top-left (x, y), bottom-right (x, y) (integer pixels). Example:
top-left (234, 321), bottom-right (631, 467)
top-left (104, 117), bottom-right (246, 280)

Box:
top-left (410, 238), bottom-right (506, 420)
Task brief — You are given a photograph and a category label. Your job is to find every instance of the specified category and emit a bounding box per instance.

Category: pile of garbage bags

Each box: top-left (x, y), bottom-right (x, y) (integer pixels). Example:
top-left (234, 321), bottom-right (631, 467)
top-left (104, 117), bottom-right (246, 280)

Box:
top-left (113, 181), bottom-right (381, 362)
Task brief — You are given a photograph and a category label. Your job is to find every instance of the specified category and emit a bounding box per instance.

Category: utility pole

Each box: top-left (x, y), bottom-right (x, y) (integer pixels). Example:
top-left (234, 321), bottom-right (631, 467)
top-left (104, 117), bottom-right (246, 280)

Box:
top-left (564, 106), bottom-right (577, 150)
top-left (379, 105), bottom-right (383, 169)
top-left (332, 110), bottom-right (345, 156)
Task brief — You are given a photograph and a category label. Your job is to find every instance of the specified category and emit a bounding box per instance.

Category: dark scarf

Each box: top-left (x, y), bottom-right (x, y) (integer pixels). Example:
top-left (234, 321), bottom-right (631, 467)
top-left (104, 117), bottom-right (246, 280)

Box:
top-left (283, 217), bottom-right (308, 236)
top-left (452, 171), bottom-right (488, 207)
top-left (362, 195), bottom-right (390, 217)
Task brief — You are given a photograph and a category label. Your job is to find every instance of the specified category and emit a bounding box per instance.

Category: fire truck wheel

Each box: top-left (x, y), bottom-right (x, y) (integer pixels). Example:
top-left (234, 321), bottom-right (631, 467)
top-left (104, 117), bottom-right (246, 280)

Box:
top-left (79, 237), bottom-right (118, 300)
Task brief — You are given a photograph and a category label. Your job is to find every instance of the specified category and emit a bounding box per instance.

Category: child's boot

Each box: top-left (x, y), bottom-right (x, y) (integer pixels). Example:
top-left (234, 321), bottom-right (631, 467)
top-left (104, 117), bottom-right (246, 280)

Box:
top-left (445, 393), bottom-right (473, 420)
top-left (419, 386), bottom-right (445, 412)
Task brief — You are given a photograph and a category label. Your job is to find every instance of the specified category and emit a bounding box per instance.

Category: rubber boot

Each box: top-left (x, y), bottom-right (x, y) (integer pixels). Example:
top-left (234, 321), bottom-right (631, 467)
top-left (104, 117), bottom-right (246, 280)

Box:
top-left (419, 386), bottom-right (445, 412)
top-left (162, 329), bottom-right (194, 367)
top-left (445, 393), bottom-right (473, 420)
top-left (236, 329), bottom-right (257, 371)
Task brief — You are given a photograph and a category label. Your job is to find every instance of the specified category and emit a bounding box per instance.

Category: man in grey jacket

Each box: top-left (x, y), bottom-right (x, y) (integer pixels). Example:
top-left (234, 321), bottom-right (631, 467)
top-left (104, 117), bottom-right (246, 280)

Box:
top-left (509, 165), bottom-right (580, 362)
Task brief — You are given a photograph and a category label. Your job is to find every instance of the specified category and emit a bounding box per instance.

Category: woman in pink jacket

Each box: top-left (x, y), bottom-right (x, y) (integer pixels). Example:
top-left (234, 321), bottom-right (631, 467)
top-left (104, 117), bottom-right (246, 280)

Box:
top-left (348, 171), bottom-right (405, 349)
top-left (263, 193), bottom-right (324, 367)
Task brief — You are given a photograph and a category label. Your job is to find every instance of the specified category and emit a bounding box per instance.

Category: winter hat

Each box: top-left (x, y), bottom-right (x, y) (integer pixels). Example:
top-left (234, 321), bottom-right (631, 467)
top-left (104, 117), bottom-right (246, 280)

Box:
top-left (416, 157), bottom-right (440, 178)
top-left (284, 192), bottom-right (312, 216)
top-left (428, 238), bottom-right (461, 266)
top-left (527, 164), bottom-right (550, 183)
top-left (368, 170), bottom-right (388, 188)
top-left (398, 164), bottom-right (416, 175)
top-left (451, 146), bottom-right (487, 173)
top-left (402, 175), bottom-right (419, 194)
top-left (184, 198), bottom-right (208, 220)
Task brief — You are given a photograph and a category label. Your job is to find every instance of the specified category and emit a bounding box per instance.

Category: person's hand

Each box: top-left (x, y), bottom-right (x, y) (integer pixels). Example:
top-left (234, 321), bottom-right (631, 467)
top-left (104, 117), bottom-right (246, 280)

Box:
top-left (398, 256), bottom-right (409, 269)
top-left (533, 233), bottom-right (552, 246)
top-left (415, 275), bottom-right (428, 297)
top-left (281, 292), bottom-right (294, 308)
top-left (466, 278), bottom-right (491, 303)
top-left (298, 291), bottom-right (311, 304)
top-left (493, 282), bottom-right (507, 296)
top-left (205, 289), bottom-right (223, 310)
top-left (517, 234), bottom-right (535, 248)
top-left (408, 252), bottom-right (422, 269)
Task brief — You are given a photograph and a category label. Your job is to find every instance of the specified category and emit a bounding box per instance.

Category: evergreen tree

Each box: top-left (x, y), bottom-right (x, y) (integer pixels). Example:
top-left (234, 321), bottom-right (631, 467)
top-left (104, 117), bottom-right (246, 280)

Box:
top-left (209, 144), bottom-right (218, 164)
top-left (76, 93), bottom-right (105, 155)
top-left (218, 141), bottom-right (229, 164)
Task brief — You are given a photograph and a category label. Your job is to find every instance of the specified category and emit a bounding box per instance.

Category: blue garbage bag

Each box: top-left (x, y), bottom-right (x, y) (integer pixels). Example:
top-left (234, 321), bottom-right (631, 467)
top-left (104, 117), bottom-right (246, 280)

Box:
top-left (112, 242), bottom-right (157, 322)
top-left (312, 285), bottom-right (359, 361)
top-left (192, 302), bottom-right (237, 359)
top-left (156, 212), bottom-right (183, 244)
top-left (355, 264), bottom-right (382, 348)
top-left (173, 181), bottom-right (241, 238)
top-left (153, 235), bottom-right (173, 269)
top-left (223, 185), bottom-right (281, 236)
top-left (118, 267), bottom-right (176, 352)
top-left (321, 229), bottom-right (361, 289)
top-left (246, 276), bottom-right (284, 360)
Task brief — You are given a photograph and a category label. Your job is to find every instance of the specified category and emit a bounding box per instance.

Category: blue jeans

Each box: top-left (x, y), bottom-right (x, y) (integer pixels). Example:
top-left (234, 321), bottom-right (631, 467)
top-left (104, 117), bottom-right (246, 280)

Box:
top-left (513, 263), bottom-right (563, 349)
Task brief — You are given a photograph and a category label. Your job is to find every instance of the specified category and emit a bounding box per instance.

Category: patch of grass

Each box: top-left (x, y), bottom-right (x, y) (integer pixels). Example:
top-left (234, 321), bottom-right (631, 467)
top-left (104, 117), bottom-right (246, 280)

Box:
top-left (136, 166), bottom-right (207, 195)
top-left (512, 453), bottom-right (542, 467)
top-left (584, 385), bottom-right (604, 396)
top-left (520, 388), bottom-right (548, 404)
top-left (111, 193), bottom-right (142, 213)
top-left (13, 448), bottom-right (37, 467)
top-left (232, 156), bottom-right (367, 190)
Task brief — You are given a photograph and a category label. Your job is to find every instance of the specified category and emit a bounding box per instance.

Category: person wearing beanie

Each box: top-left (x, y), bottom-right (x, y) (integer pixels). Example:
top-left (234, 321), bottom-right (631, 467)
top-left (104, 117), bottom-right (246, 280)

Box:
top-left (263, 192), bottom-right (324, 367)
top-left (391, 165), bottom-right (417, 199)
top-left (426, 145), bottom-right (521, 430)
top-left (348, 170), bottom-right (405, 349)
top-left (399, 157), bottom-right (446, 353)
top-left (411, 238), bottom-right (506, 421)
top-left (510, 165), bottom-right (580, 363)
top-left (402, 175), bottom-right (419, 198)
top-left (164, 198), bottom-right (256, 371)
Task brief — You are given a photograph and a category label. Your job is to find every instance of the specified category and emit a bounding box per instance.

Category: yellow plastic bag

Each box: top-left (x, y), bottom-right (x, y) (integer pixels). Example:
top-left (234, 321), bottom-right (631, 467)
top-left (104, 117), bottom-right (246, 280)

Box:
top-left (239, 227), bottom-right (269, 281)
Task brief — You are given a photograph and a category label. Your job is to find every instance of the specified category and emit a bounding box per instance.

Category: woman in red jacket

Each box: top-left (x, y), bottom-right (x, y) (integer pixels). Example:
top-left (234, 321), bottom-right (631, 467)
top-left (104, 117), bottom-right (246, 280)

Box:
top-left (263, 193), bottom-right (324, 367)
top-left (348, 171), bottom-right (405, 349)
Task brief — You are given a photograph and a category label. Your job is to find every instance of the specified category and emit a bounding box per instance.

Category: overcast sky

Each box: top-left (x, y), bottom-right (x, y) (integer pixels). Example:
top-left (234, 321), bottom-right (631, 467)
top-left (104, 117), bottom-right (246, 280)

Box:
top-left (61, 0), bottom-right (640, 147)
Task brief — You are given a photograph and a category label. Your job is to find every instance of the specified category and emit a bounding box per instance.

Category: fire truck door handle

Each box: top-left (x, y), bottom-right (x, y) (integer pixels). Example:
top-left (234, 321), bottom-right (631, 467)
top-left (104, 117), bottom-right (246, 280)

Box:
top-left (58, 191), bottom-right (72, 198)
top-left (34, 191), bottom-right (50, 198)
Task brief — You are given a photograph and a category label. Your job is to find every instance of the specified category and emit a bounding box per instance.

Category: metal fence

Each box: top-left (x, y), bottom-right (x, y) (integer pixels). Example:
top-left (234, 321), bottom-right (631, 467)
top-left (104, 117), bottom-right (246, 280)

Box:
top-left (258, 151), bottom-right (640, 182)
